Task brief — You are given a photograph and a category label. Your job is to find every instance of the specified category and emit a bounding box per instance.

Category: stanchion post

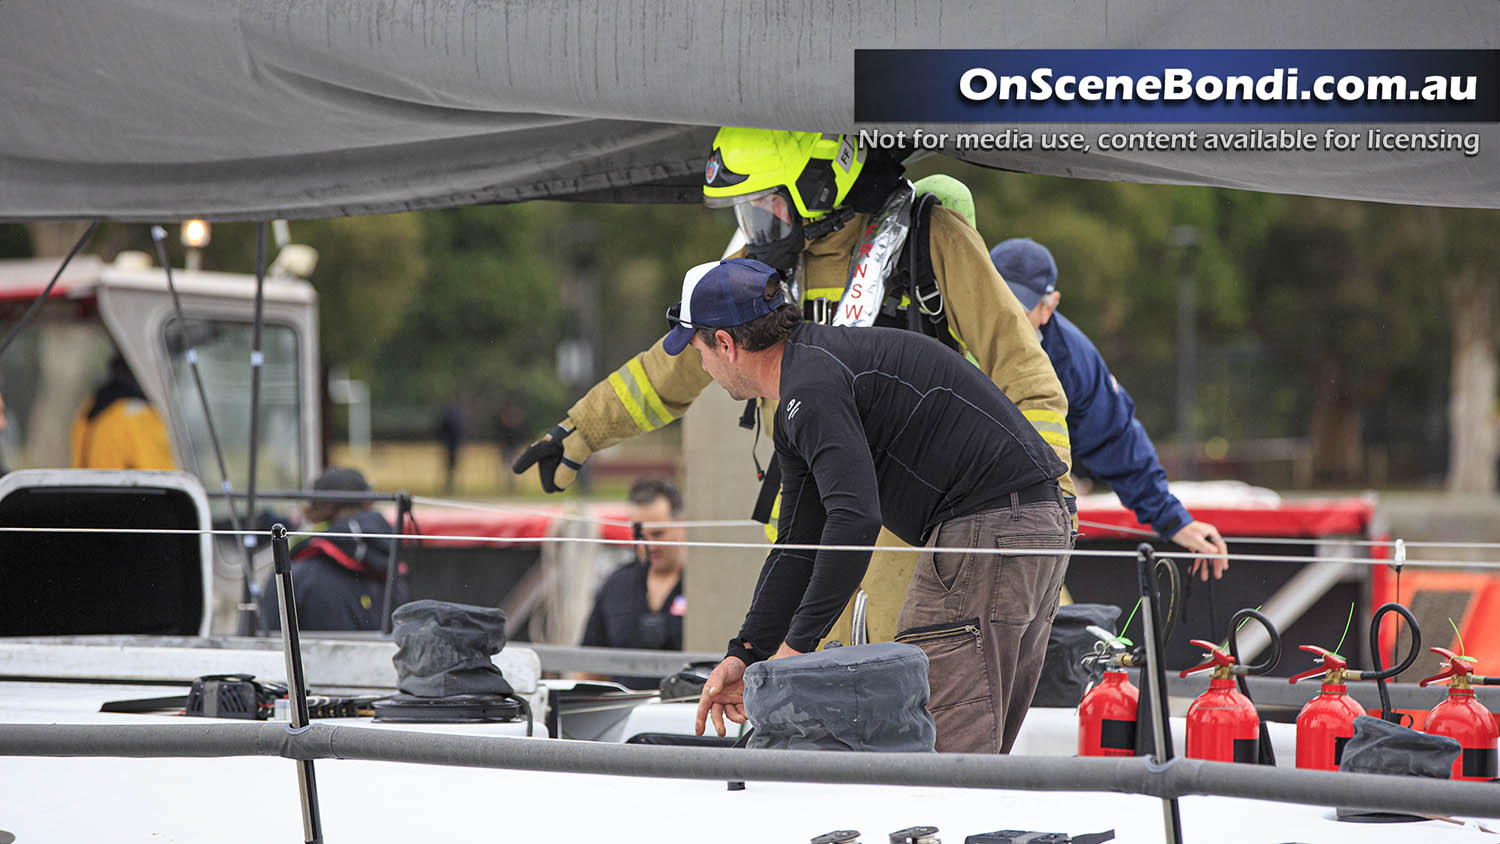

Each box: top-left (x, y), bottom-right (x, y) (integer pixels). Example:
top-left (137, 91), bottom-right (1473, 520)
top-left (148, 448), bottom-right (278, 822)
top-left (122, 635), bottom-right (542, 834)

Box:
top-left (381, 492), bottom-right (410, 635)
top-left (271, 524), bottom-right (324, 844)
top-left (1136, 543), bottom-right (1183, 844)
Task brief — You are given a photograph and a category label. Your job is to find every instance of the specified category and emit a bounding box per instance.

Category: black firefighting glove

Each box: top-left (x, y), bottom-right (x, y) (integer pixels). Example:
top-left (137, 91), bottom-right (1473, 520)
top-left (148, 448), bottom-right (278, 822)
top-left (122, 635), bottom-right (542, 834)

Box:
top-left (511, 418), bottom-right (591, 493)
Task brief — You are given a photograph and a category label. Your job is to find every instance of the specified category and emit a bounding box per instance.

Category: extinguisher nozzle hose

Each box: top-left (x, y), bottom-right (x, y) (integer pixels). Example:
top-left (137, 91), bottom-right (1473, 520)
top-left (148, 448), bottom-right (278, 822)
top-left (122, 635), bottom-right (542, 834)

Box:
top-left (1154, 557), bottom-right (1182, 643)
top-left (1225, 607), bottom-right (1280, 767)
top-left (1226, 608), bottom-right (1281, 676)
top-left (1365, 603), bottom-right (1421, 681)
top-left (1367, 602), bottom-right (1421, 723)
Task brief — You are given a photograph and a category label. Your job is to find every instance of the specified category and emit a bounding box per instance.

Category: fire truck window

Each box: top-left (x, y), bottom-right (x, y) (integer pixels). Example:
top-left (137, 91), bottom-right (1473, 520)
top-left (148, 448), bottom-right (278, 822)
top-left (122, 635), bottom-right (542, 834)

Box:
top-left (164, 318), bottom-right (302, 508)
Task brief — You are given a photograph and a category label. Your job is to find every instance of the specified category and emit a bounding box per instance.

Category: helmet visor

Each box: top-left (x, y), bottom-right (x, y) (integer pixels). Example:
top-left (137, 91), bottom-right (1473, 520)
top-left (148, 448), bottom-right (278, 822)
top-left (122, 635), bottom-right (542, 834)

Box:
top-left (720, 187), bottom-right (800, 247)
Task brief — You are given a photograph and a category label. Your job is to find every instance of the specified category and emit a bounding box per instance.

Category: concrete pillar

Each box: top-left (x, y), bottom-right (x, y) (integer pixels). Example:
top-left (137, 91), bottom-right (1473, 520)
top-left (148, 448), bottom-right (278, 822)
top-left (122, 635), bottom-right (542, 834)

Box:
top-left (681, 386), bottom-right (769, 652)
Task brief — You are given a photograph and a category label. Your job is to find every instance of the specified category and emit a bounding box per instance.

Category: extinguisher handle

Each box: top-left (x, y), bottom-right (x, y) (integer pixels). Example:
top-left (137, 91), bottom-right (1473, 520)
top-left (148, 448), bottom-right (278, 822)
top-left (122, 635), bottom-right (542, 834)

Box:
top-left (1419, 647), bottom-right (1477, 686)
top-left (1179, 639), bottom-right (1235, 677)
top-left (1289, 644), bottom-right (1346, 683)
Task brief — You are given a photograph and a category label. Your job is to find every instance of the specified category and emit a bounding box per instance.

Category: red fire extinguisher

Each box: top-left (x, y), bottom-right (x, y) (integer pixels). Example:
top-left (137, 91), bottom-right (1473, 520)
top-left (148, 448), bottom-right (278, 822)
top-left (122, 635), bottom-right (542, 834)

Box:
top-left (1288, 647), bottom-right (1364, 770)
top-left (1078, 631), bottom-right (1141, 757)
top-left (1179, 608), bottom-right (1279, 765)
top-left (1419, 647), bottom-right (1499, 782)
top-left (1080, 560), bottom-right (1182, 758)
top-left (1077, 559), bottom-right (1183, 758)
top-left (1289, 603), bottom-right (1421, 771)
top-left (1179, 639), bottom-right (1263, 763)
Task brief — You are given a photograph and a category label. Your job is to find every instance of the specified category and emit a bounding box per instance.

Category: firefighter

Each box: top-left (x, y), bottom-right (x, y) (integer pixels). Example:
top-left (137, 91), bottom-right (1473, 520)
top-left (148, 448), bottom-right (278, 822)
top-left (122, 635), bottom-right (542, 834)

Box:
top-left (514, 128), bottom-right (1073, 644)
top-left (70, 354), bottom-right (176, 471)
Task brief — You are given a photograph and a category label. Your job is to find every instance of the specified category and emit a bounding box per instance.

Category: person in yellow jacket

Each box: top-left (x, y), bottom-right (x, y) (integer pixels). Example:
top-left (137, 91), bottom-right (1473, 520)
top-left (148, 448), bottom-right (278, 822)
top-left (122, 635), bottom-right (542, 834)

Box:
top-left (70, 354), bottom-right (176, 471)
top-left (515, 128), bottom-right (1072, 645)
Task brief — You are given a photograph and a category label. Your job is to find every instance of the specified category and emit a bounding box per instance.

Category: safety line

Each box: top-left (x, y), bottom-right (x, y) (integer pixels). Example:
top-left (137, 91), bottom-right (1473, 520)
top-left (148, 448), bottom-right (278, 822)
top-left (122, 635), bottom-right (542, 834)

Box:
top-left (5, 525), bottom-right (1500, 569)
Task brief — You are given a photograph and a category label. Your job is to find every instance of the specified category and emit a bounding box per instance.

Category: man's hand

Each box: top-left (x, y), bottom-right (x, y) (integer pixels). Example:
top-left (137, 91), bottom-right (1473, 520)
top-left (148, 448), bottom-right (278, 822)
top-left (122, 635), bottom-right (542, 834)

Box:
top-left (1171, 520), bottom-right (1228, 581)
top-left (694, 656), bottom-right (748, 737)
top-left (511, 418), bottom-right (591, 493)
top-left (770, 643), bottom-right (803, 660)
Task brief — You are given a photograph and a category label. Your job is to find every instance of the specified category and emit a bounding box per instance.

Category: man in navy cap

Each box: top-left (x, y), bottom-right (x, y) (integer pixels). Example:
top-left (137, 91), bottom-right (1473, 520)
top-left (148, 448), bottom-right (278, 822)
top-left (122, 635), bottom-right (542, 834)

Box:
top-left (991, 237), bottom-right (1228, 579)
top-left (675, 257), bottom-right (1072, 754)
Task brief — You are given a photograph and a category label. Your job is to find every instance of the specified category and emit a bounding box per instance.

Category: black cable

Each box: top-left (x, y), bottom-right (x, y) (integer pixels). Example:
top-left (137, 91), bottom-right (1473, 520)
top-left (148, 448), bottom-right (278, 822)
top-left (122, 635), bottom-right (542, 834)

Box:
top-left (0, 222), bottom-right (99, 360)
top-left (747, 399), bottom-right (765, 480)
top-left (1155, 557), bottom-right (1182, 643)
top-left (1393, 565), bottom-right (1403, 676)
top-left (1226, 607), bottom-right (1280, 766)
top-left (1366, 602), bottom-right (1421, 724)
top-left (1206, 577), bottom-right (1220, 645)
top-left (406, 509), bottom-right (424, 551)
top-left (514, 695), bottom-right (534, 737)
top-left (1226, 607), bottom-right (1281, 675)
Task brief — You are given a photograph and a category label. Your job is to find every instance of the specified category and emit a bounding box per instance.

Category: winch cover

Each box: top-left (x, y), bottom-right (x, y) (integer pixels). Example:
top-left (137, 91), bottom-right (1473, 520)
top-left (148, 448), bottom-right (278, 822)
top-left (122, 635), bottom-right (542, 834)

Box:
top-left (390, 600), bottom-right (512, 697)
top-left (743, 642), bottom-right (935, 752)
top-left (1339, 715), bottom-right (1461, 778)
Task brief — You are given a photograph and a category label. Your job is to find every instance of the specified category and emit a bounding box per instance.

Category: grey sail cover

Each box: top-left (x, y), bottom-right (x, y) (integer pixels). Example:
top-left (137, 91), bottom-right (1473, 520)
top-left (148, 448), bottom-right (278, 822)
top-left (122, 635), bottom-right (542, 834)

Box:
top-left (0, 0), bottom-right (1497, 222)
top-left (743, 642), bottom-right (936, 752)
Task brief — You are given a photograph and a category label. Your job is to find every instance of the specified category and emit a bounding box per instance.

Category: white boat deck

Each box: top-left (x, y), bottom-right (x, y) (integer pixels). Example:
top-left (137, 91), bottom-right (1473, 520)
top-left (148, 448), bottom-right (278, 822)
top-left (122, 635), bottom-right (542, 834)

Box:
top-left (2, 678), bottom-right (1494, 843)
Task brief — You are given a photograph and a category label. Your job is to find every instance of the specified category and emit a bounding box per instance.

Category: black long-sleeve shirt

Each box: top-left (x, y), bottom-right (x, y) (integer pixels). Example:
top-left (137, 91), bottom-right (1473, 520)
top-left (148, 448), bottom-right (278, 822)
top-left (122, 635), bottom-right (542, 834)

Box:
top-left (734, 322), bottom-right (1067, 658)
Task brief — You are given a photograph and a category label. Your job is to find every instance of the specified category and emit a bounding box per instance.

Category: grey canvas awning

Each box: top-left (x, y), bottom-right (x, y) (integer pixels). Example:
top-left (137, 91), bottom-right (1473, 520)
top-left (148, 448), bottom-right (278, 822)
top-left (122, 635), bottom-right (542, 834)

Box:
top-left (1, 0), bottom-right (1496, 221)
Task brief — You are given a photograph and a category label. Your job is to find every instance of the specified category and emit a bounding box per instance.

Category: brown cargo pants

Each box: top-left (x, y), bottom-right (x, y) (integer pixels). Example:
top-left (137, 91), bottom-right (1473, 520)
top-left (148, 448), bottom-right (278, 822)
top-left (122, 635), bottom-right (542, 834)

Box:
top-left (894, 494), bottom-right (1072, 754)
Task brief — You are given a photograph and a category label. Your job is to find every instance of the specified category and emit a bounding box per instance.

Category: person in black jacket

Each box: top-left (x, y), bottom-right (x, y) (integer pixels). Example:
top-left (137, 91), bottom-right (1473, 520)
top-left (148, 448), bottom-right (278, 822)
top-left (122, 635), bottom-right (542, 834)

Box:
top-left (673, 258), bottom-right (1072, 754)
top-left (577, 477), bottom-right (687, 688)
top-left (259, 467), bottom-right (409, 632)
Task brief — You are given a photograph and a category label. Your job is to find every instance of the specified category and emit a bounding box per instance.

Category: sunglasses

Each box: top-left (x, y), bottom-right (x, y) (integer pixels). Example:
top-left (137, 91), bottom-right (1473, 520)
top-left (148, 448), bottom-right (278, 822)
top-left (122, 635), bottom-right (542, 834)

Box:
top-left (665, 302), bottom-right (719, 332)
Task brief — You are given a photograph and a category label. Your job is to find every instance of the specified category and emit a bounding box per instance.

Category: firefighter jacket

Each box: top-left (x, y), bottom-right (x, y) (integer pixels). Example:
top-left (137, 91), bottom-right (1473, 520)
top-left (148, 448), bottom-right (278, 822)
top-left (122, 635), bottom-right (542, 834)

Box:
top-left (1042, 311), bottom-right (1190, 537)
top-left (70, 396), bottom-right (177, 471)
top-left (566, 206), bottom-right (1074, 495)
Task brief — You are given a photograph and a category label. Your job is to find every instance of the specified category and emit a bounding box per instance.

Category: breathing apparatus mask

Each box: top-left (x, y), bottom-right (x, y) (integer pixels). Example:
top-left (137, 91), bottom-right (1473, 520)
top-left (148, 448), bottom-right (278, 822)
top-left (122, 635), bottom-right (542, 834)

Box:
top-left (709, 186), bottom-right (804, 276)
top-left (703, 129), bottom-right (908, 278)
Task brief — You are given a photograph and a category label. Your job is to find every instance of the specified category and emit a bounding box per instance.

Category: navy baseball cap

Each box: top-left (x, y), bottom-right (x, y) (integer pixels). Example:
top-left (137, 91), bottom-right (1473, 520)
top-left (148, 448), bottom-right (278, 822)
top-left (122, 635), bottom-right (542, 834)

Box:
top-left (663, 258), bottom-right (786, 355)
top-left (989, 237), bottom-right (1057, 310)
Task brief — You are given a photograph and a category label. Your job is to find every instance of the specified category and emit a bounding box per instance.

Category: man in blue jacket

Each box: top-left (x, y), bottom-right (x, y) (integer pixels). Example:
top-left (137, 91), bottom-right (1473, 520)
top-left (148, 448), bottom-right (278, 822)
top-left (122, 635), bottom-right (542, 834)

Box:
top-left (991, 238), bottom-right (1228, 580)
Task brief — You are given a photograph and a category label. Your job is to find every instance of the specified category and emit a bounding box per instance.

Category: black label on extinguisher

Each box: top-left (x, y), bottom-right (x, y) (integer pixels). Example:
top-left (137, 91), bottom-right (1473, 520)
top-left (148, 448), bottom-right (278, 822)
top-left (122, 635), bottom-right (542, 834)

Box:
top-left (1099, 719), bottom-right (1137, 751)
top-left (1333, 735), bottom-right (1352, 766)
top-left (1232, 738), bottom-right (1260, 764)
top-left (1461, 747), bottom-right (1497, 780)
